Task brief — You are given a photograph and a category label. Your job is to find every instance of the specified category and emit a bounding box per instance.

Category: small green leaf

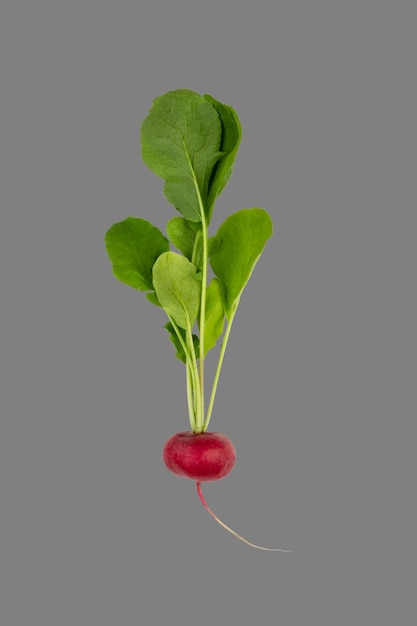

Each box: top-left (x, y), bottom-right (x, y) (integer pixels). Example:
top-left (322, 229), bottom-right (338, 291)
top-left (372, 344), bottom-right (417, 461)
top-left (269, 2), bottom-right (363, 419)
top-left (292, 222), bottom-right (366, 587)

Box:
top-left (202, 278), bottom-right (224, 355)
top-left (209, 208), bottom-right (273, 318)
top-left (105, 217), bottom-right (169, 291)
top-left (152, 251), bottom-right (202, 329)
top-left (146, 292), bottom-right (161, 306)
top-left (164, 322), bottom-right (199, 363)
top-left (166, 217), bottom-right (203, 266)
top-left (204, 95), bottom-right (242, 224)
top-left (141, 89), bottom-right (223, 222)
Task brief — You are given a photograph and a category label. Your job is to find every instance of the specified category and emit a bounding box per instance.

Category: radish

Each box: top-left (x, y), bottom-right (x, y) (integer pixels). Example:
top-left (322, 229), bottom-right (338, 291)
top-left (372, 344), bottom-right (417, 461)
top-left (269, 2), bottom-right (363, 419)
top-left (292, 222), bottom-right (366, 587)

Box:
top-left (105, 89), bottom-right (291, 551)
top-left (163, 431), bottom-right (291, 551)
top-left (163, 432), bottom-right (236, 481)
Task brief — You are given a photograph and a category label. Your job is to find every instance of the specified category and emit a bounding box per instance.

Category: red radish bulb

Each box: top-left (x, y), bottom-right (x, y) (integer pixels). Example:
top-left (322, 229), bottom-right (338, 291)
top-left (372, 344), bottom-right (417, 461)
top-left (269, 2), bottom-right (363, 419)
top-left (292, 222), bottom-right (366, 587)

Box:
top-left (163, 431), bottom-right (236, 482)
top-left (163, 431), bottom-right (292, 552)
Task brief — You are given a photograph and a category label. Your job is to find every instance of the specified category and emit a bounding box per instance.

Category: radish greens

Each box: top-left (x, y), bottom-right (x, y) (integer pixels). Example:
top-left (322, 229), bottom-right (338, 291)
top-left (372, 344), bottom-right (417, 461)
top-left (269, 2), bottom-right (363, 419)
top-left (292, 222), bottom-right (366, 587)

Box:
top-left (105, 89), bottom-right (273, 433)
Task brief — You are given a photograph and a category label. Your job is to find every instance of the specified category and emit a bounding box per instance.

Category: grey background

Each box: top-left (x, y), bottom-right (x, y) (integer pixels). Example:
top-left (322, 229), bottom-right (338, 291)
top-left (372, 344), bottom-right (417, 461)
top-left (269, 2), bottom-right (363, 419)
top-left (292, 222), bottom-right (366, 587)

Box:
top-left (1, 1), bottom-right (416, 624)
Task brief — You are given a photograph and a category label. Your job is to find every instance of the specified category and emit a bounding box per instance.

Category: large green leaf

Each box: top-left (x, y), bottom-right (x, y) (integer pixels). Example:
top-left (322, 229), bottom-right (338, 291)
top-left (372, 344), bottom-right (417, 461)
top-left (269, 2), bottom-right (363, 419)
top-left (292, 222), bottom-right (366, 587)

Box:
top-left (166, 217), bottom-right (203, 267)
top-left (202, 278), bottom-right (225, 355)
top-left (104, 217), bottom-right (169, 291)
top-left (152, 251), bottom-right (202, 329)
top-left (204, 94), bottom-right (242, 223)
top-left (141, 90), bottom-right (223, 222)
top-left (209, 208), bottom-right (273, 319)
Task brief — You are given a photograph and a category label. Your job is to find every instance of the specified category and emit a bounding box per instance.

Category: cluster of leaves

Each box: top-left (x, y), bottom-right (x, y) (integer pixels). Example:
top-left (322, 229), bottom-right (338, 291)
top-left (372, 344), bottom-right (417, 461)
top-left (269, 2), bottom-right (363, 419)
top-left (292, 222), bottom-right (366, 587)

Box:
top-left (105, 90), bottom-right (273, 431)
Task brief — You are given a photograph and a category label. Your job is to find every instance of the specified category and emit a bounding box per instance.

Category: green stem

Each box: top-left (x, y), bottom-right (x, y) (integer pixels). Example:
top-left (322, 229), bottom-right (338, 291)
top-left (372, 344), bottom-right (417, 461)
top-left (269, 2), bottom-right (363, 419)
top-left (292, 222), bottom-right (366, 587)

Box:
top-left (180, 134), bottom-right (208, 429)
top-left (186, 363), bottom-right (196, 431)
top-left (185, 315), bottom-right (202, 431)
top-left (198, 212), bottom-right (209, 428)
top-left (204, 302), bottom-right (239, 431)
top-left (191, 229), bottom-right (202, 267)
top-left (169, 316), bottom-right (200, 430)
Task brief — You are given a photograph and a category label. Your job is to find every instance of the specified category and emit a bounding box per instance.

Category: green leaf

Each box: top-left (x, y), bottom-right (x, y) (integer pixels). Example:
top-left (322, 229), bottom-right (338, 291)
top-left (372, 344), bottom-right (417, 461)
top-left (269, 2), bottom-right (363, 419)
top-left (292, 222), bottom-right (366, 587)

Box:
top-left (164, 322), bottom-right (199, 363)
top-left (204, 94), bottom-right (242, 224)
top-left (202, 278), bottom-right (224, 355)
top-left (105, 217), bottom-right (169, 291)
top-left (145, 292), bottom-right (161, 306)
top-left (209, 208), bottom-right (273, 319)
top-left (166, 217), bottom-right (203, 267)
top-left (141, 89), bottom-right (223, 222)
top-left (152, 251), bottom-right (202, 329)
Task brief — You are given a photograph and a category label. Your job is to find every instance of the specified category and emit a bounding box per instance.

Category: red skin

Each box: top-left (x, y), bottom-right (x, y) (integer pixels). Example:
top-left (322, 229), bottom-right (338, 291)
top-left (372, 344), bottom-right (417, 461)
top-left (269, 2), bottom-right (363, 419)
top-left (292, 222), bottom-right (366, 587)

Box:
top-left (163, 431), bottom-right (236, 482)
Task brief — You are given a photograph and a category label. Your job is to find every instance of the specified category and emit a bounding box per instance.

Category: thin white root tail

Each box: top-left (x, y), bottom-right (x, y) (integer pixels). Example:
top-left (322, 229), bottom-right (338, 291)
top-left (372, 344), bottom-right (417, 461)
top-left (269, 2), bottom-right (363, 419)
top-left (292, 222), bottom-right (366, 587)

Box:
top-left (196, 482), bottom-right (292, 552)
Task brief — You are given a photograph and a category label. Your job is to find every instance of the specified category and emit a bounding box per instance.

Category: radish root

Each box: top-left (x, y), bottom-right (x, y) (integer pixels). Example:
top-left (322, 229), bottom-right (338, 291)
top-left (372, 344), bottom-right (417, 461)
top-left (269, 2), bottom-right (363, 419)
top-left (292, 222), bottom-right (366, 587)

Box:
top-left (196, 482), bottom-right (292, 552)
